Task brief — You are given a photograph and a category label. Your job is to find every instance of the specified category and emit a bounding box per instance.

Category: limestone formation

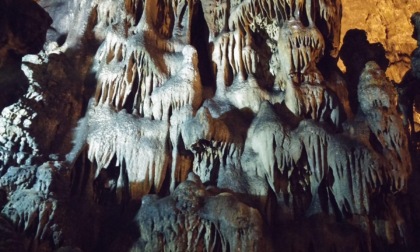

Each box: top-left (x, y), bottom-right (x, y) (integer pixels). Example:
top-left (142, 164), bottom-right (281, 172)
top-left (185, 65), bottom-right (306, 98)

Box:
top-left (339, 0), bottom-right (420, 132)
top-left (134, 173), bottom-right (265, 251)
top-left (340, 0), bottom-right (420, 83)
top-left (0, 0), bottom-right (418, 252)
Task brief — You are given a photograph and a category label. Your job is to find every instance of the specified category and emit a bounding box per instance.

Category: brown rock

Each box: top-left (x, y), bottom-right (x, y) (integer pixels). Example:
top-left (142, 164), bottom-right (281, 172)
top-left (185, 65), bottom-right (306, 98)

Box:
top-left (341, 0), bottom-right (420, 82)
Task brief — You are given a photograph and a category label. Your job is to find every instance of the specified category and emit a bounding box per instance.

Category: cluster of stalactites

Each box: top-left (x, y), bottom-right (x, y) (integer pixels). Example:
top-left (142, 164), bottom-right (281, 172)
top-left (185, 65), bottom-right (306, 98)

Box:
top-left (202, 0), bottom-right (341, 81)
top-left (202, 0), bottom-right (341, 51)
top-left (283, 82), bottom-right (341, 125)
top-left (201, 0), bottom-right (342, 125)
top-left (241, 101), bottom-right (409, 217)
top-left (137, 0), bottom-right (197, 42)
top-left (94, 0), bottom-right (144, 39)
top-left (93, 0), bottom-right (202, 117)
top-left (204, 0), bottom-right (341, 36)
top-left (96, 9), bottom-right (200, 120)
top-left (86, 45), bottom-right (201, 199)
top-left (94, 35), bottom-right (201, 120)
top-left (74, 0), bottom-right (205, 202)
top-left (274, 20), bottom-right (325, 89)
top-left (206, 1), bottom-right (334, 84)
top-left (82, 105), bottom-right (170, 202)
top-left (92, 0), bottom-right (342, 121)
top-left (181, 107), bottom-right (246, 183)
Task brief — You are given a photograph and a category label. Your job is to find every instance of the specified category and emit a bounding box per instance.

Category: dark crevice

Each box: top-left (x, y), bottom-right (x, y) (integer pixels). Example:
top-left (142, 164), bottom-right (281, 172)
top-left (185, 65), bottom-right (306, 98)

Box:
top-left (190, 1), bottom-right (215, 91)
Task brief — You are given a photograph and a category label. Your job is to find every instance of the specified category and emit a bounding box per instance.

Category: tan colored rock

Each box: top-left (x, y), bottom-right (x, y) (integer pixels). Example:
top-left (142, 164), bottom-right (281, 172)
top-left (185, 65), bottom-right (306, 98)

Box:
top-left (341, 0), bottom-right (420, 82)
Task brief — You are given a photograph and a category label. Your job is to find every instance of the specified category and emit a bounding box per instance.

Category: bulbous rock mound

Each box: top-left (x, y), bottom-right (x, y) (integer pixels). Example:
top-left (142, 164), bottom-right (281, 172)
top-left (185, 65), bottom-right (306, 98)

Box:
top-left (134, 173), bottom-right (265, 251)
top-left (0, 0), bottom-right (418, 251)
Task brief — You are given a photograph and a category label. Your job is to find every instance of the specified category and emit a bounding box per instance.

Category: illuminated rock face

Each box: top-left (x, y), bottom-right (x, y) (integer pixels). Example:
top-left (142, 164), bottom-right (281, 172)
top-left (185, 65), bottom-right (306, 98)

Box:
top-left (0, 0), bottom-right (418, 251)
top-left (341, 0), bottom-right (420, 83)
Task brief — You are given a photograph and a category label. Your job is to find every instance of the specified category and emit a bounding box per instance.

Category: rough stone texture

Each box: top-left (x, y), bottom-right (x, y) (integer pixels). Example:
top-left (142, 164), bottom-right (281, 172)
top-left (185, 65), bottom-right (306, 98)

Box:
top-left (0, 0), bottom-right (52, 110)
top-left (0, 0), bottom-right (419, 252)
top-left (340, 0), bottom-right (420, 131)
top-left (0, 50), bottom-right (85, 177)
top-left (341, 0), bottom-right (420, 83)
top-left (133, 173), bottom-right (266, 252)
top-left (0, 161), bottom-right (72, 251)
top-left (0, 1), bottom-right (98, 251)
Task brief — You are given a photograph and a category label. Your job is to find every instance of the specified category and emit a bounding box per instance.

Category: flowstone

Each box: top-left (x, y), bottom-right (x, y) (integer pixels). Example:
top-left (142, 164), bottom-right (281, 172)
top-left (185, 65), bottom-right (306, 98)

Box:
top-left (0, 0), bottom-right (417, 251)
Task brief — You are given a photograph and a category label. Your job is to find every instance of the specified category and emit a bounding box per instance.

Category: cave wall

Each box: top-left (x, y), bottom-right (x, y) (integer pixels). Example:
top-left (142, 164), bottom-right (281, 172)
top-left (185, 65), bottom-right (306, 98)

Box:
top-left (341, 0), bottom-right (420, 83)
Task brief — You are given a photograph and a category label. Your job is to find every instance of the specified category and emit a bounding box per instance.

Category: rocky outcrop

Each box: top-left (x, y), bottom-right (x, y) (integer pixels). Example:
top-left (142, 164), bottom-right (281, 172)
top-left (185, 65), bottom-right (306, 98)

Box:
top-left (133, 173), bottom-right (266, 251)
top-left (0, 161), bottom-right (71, 251)
top-left (0, 1), bottom-right (96, 251)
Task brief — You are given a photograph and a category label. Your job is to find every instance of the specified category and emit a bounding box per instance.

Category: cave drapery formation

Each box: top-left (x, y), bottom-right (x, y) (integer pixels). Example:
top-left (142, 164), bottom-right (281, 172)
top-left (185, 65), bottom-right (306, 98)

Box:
top-left (0, 0), bottom-right (419, 251)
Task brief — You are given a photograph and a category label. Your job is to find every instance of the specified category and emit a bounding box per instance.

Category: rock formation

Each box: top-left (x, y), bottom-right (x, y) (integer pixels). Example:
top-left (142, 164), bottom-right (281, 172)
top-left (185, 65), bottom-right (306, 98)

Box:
top-left (0, 0), bottom-right (418, 251)
top-left (340, 0), bottom-right (420, 83)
